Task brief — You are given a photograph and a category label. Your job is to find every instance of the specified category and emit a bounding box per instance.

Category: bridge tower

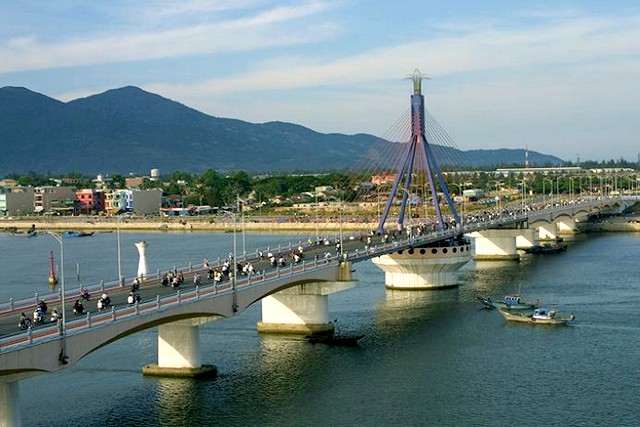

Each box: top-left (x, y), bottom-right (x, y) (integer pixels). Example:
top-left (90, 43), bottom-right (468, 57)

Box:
top-left (372, 69), bottom-right (471, 289)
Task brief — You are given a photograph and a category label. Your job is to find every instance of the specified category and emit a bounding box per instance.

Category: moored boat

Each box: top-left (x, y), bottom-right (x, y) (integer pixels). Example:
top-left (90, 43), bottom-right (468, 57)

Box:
top-left (499, 307), bottom-right (575, 325)
top-left (478, 295), bottom-right (540, 310)
top-left (62, 231), bottom-right (95, 238)
top-left (524, 243), bottom-right (568, 254)
top-left (306, 333), bottom-right (365, 346)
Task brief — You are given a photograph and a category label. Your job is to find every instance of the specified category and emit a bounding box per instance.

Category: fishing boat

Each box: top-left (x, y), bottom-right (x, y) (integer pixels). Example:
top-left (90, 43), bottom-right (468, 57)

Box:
top-left (62, 231), bottom-right (95, 238)
top-left (306, 333), bottom-right (365, 346)
top-left (478, 295), bottom-right (540, 310)
top-left (499, 307), bottom-right (575, 325)
top-left (524, 242), bottom-right (568, 254)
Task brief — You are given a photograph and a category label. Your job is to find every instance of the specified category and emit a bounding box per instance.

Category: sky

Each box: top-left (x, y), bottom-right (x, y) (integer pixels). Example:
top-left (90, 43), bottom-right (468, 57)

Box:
top-left (1, 0), bottom-right (640, 163)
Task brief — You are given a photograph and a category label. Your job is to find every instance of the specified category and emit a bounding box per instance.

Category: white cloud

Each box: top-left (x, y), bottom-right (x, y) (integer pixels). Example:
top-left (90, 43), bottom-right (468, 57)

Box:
top-left (0, 1), bottom-right (338, 74)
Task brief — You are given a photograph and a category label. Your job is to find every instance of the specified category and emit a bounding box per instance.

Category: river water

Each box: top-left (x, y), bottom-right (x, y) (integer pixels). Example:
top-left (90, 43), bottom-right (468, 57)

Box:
top-left (1, 230), bottom-right (639, 426)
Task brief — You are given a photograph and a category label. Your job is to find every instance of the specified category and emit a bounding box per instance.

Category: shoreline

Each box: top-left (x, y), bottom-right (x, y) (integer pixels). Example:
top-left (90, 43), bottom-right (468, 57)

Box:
top-left (0, 217), bottom-right (377, 233)
top-left (1, 217), bottom-right (640, 233)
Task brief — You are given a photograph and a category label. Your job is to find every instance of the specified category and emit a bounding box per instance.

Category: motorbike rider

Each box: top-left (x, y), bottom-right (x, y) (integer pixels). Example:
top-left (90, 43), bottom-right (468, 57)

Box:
top-left (19, 312), bottom-right (31, 329)
top-left (73, 299), bottom-right (85, 315)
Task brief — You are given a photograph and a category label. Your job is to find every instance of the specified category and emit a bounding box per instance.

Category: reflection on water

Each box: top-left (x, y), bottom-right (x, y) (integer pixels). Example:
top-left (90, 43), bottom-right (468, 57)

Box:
top-left (10, 232), bottom-right (640, 426)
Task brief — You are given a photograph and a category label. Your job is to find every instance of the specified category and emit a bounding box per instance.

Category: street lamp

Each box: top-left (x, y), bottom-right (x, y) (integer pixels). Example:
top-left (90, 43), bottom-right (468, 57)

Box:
top-left (222, 210), bottom-right (238, 312)
top-left (116, 216), bottom-right (123, 286)
top-left (45, 231), bottom-right (66, 336)
top-left (556, 176), bottom-right (564, 204)
top-left (449, 183), bottom-right (465, 225)
top-left (543, 178), bottom-right (553, 206)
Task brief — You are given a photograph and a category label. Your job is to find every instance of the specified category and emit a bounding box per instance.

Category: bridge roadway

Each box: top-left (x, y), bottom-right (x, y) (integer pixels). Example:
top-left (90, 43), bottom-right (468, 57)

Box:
top-left (0, 197), bottom-right (627, 356)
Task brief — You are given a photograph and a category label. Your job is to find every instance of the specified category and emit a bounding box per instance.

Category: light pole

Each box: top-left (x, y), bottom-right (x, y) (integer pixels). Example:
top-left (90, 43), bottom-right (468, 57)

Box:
top-left (46, 232), bottom-right (66, 336)
top-left (223, 210), bottom-right (238, 312)
top-left (449, 183), bottom-right (465, 225)
top-left (543, 178), bottom-right (553, 206)
top-left (556, 176), bottom-right (564, 204)
top-left (116, 216), bottom-right (123, 286)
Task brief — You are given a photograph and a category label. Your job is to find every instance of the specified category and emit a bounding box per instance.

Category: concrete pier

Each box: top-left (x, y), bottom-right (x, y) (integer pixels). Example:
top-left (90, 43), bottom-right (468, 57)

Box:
top-left (143, 319), bottom-right (217, 378)
top-left (371, 242), bottom-right (471, 289)
top-left (0, 381), bottom-right (21, 427)
top-left (469, 229), bottom-right (520, 261)
top-left (257, 262), bottom-right (358, 334)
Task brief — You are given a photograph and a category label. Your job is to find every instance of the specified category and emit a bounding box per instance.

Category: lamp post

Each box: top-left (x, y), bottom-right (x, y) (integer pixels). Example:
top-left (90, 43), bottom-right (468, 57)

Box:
top-left (223, 210), bottom-right (238, 312)
top-left (556, 176), bottom-right (564, 204)
top-left (449, 183), bottom-right (465, 225)
top-left (116, 216), bottom-right (123, 286)
top-left (543, 178), bottom-right (553, 206)
top-left (46, 232), bottom-right (66, 336)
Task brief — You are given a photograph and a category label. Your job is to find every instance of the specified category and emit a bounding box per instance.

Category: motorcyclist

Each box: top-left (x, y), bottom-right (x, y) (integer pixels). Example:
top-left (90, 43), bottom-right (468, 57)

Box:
top-left (50, 308), bottom-right (61, 323)
top-left (37, 299), bottom-right (48, 314)
top-left (80, 287), bottom-right (90, 300)
top-left (73, 299), bottom-right (84, 315)
top-left (33, 308), bottom-right (45, 324)
top-left (19, 312), bottom-right (31, 330)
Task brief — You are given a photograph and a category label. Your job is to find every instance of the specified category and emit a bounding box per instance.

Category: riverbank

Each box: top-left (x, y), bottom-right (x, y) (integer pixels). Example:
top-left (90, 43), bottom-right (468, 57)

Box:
top-left (2, 215), bottom-right (639, 233)
top-left (0, 217), bottom-right (376, 233)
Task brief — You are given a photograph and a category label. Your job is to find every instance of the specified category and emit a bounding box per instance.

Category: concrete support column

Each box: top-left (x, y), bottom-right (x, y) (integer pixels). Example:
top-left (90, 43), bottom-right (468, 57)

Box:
top-left (469, 230), bottom-right (519, 260)
top-left (0, 381), bottom-right (21, 427)
top-left (371, 242), bottom-right (471, 289)
top-left (515, 228), bottom-right (537, 250)
top-left (143, 319), bottom-right (216, 378)
top-left (536, 223), bottom-right (558, 241)
top-left (257, 274), bottom-right (358, 335)
top-left (556, 217), bottom-right (578, 235)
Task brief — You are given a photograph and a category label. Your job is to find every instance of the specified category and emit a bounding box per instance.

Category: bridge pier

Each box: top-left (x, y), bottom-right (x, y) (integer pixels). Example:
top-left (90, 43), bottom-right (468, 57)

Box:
top-left (556, 217), bottom-right (579, 235)
top-left (257, 262), bottom-right (358, 334)
top-left (515, 228), bottom-right (536, 250)
top-left (535, 222), bottom-right (559, 242)
top-left (371, 241), bottom-right (471, 289)
top-left (143, 318), bottom-right (217, 378)
top-left (0, 381), bottom-right (21, 427)
top-left (468, 230), bottom-right (520, 261)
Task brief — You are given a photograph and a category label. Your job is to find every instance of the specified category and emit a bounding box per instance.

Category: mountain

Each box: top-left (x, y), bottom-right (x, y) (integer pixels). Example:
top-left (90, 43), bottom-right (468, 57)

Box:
top-left (0, 86), bottom-right (564, 175)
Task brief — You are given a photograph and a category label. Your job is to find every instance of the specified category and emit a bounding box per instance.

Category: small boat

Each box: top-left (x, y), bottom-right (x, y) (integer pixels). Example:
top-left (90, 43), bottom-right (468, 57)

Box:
top-left (499, 307), bottom-right (575, 325)
top-left (306, 333), bottom-right (365, 346)
top-left (62, 231), bottom-right (95, 238)
top-left (478, 295), bottom-right (540, 310)
top-left (524, 243), bottom-right (568, 254)
top-left (10, 230), bottom-right (38, 237)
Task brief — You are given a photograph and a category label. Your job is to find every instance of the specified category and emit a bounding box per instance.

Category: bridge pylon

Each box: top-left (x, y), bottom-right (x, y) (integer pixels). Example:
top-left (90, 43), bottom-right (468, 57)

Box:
top-left (372, 70), bottom-right (471, 289)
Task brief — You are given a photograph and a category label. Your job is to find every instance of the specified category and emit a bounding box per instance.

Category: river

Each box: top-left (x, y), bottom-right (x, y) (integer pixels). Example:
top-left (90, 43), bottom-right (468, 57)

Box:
top-left (1, 230), bottom-right (639, 426)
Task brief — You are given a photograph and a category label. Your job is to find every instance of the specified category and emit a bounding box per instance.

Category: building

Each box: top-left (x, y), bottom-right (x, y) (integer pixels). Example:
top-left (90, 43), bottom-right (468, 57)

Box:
top-left (76, 189), bottom-right (105, 214)
top-left (34, 186), bottom-right (77, 213)
top-left (0, 186), bottom-right (34, 216)
top-left (371, 173), bottom-right (398, 185)
top-left (132, 189), bottom-right (162, 215)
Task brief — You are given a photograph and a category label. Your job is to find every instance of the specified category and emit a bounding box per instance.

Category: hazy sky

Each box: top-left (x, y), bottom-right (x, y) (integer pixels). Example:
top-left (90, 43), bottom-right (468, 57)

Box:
top-left (2, 0), bottom-right (639, 162)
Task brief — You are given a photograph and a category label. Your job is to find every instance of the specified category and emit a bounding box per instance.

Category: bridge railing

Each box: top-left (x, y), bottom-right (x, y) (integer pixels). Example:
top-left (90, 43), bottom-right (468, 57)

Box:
top-left (0, 235), bottom-right (339, 316)
top-left (0, 252), bottom-right (347, 354)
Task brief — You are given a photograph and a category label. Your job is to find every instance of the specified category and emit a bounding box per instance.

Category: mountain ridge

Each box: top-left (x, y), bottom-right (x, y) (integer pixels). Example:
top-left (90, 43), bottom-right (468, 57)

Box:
top-left (0, 86), bottom-right (564, 175)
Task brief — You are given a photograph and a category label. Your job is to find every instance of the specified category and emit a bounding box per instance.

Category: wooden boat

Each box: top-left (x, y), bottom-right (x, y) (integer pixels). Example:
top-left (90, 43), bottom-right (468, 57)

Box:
top-left (306, 333), bottom-right (364, 346)
top-left (499, 307), bottom-right (575, 325)
top-left (10, 230), bottom-right (38, 237)
top-left (478, 295), bottom-right (539, 310)
top-left (524, 243), bottom-right (568, 254)
top-left (62, 231), bottom-right (95, 238)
